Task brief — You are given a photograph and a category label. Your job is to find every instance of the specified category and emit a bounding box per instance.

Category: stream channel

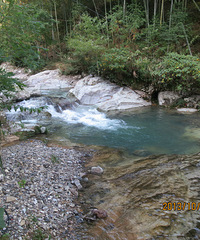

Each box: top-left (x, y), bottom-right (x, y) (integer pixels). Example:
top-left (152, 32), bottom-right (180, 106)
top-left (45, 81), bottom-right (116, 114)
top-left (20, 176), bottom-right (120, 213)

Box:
top-left (6, 89), bottom-right (200, 239)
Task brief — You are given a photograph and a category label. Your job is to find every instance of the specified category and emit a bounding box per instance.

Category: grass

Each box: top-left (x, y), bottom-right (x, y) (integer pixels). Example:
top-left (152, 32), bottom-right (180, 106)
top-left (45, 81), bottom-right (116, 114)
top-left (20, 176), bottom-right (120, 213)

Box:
top-left (50, 154), bottom-right (60, 164)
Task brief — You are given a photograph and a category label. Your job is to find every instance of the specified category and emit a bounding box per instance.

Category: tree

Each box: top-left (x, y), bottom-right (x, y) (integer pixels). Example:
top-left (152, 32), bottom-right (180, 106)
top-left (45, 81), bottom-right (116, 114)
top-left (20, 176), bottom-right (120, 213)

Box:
top-left (0, 0), bottom-right (52, 70)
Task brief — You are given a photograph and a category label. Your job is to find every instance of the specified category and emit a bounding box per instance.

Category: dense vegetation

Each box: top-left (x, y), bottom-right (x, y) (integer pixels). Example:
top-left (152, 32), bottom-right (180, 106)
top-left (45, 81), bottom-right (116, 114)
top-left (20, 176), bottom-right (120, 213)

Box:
top-left (0, 0), bottom-right (200, 93)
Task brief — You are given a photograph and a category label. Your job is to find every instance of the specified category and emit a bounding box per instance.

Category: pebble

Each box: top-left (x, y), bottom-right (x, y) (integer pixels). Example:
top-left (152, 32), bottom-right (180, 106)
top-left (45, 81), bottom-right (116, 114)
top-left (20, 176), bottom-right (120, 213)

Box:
top-left (90, 166), bottom-right (104, 174)
top-left (1, 140), bottom-right (93, 239)
top-left (6, 196), bottom-right (17, 203)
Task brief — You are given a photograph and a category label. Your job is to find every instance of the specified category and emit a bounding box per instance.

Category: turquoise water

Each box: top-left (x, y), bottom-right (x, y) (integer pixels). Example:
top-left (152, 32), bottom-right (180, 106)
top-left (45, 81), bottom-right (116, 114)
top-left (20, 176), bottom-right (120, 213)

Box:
top-left (48, 106), bottom-right (200, 155)
top-left (7, 94), bottom-right (200, 155)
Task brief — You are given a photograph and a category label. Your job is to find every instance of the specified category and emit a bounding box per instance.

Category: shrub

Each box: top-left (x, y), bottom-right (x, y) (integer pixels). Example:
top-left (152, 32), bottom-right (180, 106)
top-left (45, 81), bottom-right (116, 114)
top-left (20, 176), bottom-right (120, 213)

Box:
top-left (152, 53), bottom-right (200, 92)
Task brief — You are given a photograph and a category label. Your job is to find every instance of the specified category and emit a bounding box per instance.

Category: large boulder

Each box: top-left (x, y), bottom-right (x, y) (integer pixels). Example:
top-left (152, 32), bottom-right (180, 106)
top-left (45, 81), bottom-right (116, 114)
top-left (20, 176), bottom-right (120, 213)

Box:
top-left (158, 91), bottom-right (181, 106)
top-left (23, 70), bottom-right (73, 96)
top-left (69, 76), bottom-right (151, 111)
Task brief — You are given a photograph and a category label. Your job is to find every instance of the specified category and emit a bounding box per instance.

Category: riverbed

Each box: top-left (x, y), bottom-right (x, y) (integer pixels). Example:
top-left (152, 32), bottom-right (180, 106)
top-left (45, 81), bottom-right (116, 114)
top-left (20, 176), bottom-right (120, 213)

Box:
top-left (4, 90), bottom-right (200, 240)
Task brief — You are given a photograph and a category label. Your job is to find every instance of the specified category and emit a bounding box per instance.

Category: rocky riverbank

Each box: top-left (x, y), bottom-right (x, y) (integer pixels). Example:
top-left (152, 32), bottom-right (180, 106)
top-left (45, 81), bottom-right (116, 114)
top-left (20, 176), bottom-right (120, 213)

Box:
top-left (0, 140), bottom-right (94, 239)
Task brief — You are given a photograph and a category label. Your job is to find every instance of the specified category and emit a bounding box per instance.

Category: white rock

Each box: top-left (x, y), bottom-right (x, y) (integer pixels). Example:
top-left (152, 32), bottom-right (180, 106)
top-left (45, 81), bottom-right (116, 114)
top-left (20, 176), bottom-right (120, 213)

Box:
top-left (177, 108), bottom-right (198, 113)
top-left (40, 127), bottom-right (47, 134)
top-left (70, 76), bottom-right (151, 111)
top-left (24, 70), bottom-right (73, 95)
top-left (0, 174), bottom-right (4, 182)
top-left (158, 91), bottom-right (180, 106)
top-left (90, 166), bottom-right (104, 174)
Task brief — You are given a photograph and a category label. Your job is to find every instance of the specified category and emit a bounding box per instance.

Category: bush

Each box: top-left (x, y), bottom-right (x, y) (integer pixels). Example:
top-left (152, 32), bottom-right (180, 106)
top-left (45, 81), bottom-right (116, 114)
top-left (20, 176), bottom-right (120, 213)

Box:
top-left (152, 53), bottom-right (200, 92)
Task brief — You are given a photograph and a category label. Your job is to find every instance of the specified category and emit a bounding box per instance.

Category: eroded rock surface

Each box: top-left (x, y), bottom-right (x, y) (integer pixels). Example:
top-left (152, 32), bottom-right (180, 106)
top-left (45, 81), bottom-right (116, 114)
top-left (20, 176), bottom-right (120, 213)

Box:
top-left (81, 149), bottom-right (200, 240)
top-left (158, 91), bottom-right (181, 106)
top-left (70, 75), bottom-right (151, 111)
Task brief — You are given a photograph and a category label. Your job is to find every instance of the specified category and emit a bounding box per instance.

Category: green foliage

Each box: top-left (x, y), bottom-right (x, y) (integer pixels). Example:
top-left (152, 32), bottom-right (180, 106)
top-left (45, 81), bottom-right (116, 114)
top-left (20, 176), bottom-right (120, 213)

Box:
top-left (66, 13), bottom-right (106, 74)
top-left (50, 155), bottom-right (60, 164)
top-left (0, 233), bottom-right (9, 240)
top-left (107, 4), bottom-right (145, 45)
top-left (18, 179), bottom-right (26, 188)
top-left (0, 68), bottom-right (24, 99)
top-left (0, 2), bottom-right (52, 71)
top-left (152, 53), bottom-right (200, 91)
top-left (0, 208), bottom-right (6, 230)
top-left (100, 47), bottom-right (133, 83)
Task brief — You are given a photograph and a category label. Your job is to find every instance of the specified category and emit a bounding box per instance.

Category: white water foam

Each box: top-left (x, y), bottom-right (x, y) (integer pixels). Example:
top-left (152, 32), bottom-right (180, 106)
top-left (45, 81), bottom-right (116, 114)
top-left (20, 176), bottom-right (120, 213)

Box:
top-left (47, 105), bottom-right (126, 130)
top-left (7, 97), bottom-right (127, 130)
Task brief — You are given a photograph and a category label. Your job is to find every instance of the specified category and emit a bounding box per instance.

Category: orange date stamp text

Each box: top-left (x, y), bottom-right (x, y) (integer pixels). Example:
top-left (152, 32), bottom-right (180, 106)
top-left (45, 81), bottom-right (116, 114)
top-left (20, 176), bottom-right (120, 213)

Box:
top-left (163, 202), bottom-right (200, 211)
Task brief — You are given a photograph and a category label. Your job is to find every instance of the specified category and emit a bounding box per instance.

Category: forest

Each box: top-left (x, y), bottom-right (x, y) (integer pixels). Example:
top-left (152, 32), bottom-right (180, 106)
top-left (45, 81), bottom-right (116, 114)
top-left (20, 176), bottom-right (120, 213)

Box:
top-left (0, 0), bottom-right (200, 94)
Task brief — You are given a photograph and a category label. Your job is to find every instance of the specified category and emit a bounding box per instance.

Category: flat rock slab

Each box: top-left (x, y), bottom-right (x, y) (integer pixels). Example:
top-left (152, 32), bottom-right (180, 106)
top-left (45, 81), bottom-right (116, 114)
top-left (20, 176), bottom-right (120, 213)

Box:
top-left (177, 108), bottom-right (198, 113)
top-left (70, 76), bottom-right (151, 111)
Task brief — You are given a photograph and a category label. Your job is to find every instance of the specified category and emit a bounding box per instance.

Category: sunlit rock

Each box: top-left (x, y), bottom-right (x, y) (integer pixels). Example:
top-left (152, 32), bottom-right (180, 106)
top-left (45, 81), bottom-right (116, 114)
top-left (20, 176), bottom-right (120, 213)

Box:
top-left (177, 108), bottom-right (198, 113)
top-left (70, 75), bottom-right (151, 111)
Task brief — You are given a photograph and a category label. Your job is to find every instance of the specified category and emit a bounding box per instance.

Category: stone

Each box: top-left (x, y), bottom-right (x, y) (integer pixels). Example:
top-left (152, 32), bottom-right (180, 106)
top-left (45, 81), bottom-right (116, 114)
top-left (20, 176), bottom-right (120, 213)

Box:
top-left (158, 91), bottom-right (181, 106)
top-left (177, 108), bottom-right (198, 113)
top-left (23, 70), bottom-right (73, 97)
top-left (74, 179), bottom-right (82, 190)
top-left (90, 166), bottom-right (104, 175)
top-left (69, 75), bottom-right (151, 111)
top-left (20, 220), bottom-right (26, 226)
top-left (0, 174), bottom-right (4, 182)
top-left (6, 196), bottom-right (17, 203)
top-left (5, 135), bottom-right (20, 143)
top-left (91, 209), bottom-right (108, 219)
top-left (40, 127), bottom-right (47, 134)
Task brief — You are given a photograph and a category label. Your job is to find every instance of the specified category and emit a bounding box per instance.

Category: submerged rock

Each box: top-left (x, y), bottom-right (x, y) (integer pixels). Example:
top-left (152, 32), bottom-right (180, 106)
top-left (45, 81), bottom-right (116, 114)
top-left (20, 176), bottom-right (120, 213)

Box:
top-left (70, 75), bottom-right (151, 111)
top-left (90, 166), bottom-right (104, 175)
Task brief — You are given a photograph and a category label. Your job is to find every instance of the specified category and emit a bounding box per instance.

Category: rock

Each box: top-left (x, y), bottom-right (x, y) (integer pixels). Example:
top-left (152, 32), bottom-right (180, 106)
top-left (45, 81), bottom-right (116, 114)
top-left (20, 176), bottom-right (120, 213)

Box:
top-left (23, 70), bottom-right (73, 97)
top-left (183, 127), bottom-right (200, 140)
top-left (158, 91), bottom-right (181, 106)
top-left (84, 208), bottom-right (108, 221)
top-left (177, 108), bottom-right (198, 113)
top-left (91, 209), bottom-right (108, 219)
top-left (6, 196), bottom-right (17, 203)
top-left (184, 95), bottom-right (200, 108)
top-left (34, 126), bottom-right (48, 134)
top-left (74, 179), bottom-right (83, 190)
top-left (40, 127), bottom-right (47, 134)
top-left (20, 220), bottom-right (26, 226)
top-left (0, 174), bottom-right (4, 182)
top-left (69, 75), bottom-right (151, 111)
top-left (4, 135), bottom-right (19, 143)
top-left (0, 62), bottom-right (30, 81)
top-left (90, 166), bottom-right (104, 175)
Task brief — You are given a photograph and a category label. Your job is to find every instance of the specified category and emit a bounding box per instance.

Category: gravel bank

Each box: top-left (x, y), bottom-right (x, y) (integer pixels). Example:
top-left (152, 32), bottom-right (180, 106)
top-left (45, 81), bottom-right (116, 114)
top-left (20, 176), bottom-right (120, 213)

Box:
top-left (0, 140), bottom-right (93, 239)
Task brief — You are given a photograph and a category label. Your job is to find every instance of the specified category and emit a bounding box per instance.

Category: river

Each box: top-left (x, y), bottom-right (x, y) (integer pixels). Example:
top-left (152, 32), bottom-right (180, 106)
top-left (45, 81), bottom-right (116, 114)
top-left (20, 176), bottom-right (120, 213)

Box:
top-left (6, 90), bottom-right (200, 239)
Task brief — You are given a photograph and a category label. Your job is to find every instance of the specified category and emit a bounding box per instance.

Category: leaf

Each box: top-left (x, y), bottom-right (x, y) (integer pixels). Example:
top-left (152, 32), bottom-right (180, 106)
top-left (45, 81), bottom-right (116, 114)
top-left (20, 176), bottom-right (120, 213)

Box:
top-left (0, 208), bottom-right (6, 229)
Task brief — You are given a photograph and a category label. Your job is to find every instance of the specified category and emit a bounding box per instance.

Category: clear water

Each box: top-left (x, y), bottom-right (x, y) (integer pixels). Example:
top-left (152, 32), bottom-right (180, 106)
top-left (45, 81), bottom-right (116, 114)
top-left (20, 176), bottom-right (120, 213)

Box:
top-left (6, 94), bottom-right (200, 155)
top-left (47, 106), bottom-right (200, 155)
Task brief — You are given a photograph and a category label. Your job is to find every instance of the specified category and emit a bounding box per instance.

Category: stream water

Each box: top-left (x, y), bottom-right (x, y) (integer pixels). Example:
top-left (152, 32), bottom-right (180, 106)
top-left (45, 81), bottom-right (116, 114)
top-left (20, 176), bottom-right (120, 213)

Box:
top-left (6, 90), bottom-right (200, 239)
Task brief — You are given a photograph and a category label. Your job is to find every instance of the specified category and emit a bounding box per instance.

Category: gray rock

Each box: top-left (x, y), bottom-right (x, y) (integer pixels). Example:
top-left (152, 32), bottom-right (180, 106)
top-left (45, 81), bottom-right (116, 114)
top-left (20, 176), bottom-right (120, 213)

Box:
top-left (90, 166), bottom-right (104, 175)
top-left (70, 75), bottom-right (151, 111)
top-left (0, 174), bottom-right (4, 182)
top-left (158, 91), bottom-right (180, 106)
top-left (74, 179), bottom-right (82, 190)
